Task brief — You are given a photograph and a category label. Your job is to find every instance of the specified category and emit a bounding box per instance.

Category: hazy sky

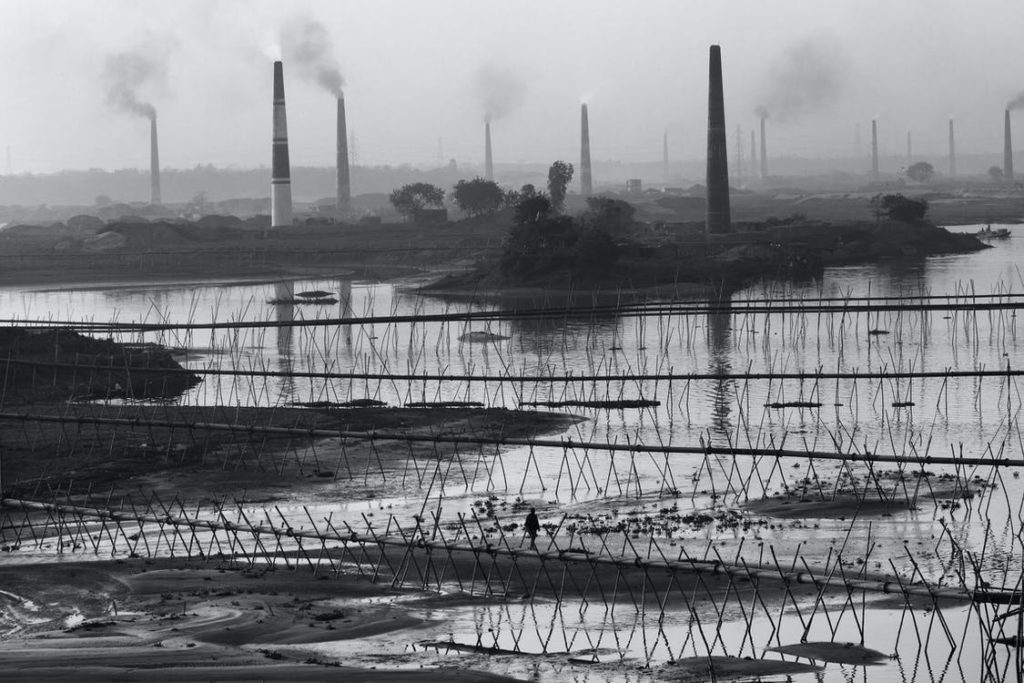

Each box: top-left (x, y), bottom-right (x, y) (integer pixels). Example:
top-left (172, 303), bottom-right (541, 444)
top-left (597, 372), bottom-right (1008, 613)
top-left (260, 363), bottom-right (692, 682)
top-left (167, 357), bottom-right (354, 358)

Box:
top-left (2, 0), bottom-right (1023, 174)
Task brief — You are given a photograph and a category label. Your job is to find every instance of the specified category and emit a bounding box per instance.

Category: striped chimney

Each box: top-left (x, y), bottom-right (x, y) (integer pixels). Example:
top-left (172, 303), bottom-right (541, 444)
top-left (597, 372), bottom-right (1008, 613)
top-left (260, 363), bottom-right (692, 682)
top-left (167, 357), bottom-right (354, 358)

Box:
top-left (150, 114), bottom-right (161, 205)
top-left (484, 118), bottom-right (493, 181)
top-left (705, 45), bottom-right (731, 234)
top-left (580, 103), bottom-right (593, 197)
top-left (271, 61), bottom-right (293, 229)
top-left (337, 96), bottom-right (350, 212)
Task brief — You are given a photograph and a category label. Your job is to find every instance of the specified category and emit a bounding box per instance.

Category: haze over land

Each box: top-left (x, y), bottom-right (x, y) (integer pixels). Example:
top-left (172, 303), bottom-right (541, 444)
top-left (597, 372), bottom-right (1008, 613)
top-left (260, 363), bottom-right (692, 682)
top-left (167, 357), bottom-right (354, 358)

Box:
top-left (0, 0), bottom-right (1022, 177)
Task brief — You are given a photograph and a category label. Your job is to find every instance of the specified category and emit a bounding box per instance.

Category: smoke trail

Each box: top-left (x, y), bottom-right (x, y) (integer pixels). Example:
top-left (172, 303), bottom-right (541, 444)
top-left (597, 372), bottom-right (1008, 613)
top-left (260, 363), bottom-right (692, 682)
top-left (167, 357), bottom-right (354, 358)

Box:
top-left (476, 65), bottom-right (526, 122)
top-left (754, 38), bottom-right (846, 122)
top-left (103, 50), bottom-right (165, 120)
top-left (1007, 92), bottom-right (1024, 111)
top-left (281, 16), bottom-right (344, 96)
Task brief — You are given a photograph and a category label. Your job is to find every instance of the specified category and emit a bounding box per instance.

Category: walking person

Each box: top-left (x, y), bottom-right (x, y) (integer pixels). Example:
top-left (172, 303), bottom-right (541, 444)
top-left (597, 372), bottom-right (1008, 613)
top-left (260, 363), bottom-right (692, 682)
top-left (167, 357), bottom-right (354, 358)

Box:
top-left (524, 507), bottom-right (540, 550)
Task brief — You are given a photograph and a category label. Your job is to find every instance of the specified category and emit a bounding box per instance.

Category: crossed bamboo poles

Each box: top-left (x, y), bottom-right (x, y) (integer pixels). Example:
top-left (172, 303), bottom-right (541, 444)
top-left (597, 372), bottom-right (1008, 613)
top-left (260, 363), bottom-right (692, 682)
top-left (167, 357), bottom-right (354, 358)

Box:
top-left (1, 282), bottom-right (1023, 677)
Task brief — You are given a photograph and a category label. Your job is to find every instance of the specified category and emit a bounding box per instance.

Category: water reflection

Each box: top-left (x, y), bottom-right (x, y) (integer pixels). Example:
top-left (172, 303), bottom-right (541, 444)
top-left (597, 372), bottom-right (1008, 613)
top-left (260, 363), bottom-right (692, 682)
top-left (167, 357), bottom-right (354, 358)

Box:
top-left (706, 296), bottom-right (733, 437)
top-left (509, 309), bottom-right (622, 363)
top-left (274, 281), bottom-right (295, 402)
top-left (338, 279), bottom-right (353, 347)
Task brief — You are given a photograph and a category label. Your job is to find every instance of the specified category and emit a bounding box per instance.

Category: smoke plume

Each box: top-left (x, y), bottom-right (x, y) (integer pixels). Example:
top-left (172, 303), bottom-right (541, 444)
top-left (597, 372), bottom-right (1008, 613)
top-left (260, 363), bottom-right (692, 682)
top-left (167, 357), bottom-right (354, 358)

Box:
top-left (103, 50), bottom-right (165, 120)
top-left (1007, 92), bottom-right (1024, 111)
top-left (476, 65), bottom-right (526, 123)
top-left (282, 16), bottom-right (344, 96)
top-left (754, 38), bottom-right (846, 122)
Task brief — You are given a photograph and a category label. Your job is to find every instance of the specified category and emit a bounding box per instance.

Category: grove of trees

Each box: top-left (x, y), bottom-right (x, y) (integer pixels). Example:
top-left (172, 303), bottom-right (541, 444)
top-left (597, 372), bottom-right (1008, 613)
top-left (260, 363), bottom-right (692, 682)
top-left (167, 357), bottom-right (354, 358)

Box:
top-left (499, 178), bottom-right (622, 281)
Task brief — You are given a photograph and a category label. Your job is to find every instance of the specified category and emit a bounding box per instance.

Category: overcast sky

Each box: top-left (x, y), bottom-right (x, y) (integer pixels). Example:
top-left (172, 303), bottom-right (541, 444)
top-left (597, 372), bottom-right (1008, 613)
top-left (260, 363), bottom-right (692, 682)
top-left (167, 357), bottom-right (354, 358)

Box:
top-left (1, 0), bottom-right (1022, 174)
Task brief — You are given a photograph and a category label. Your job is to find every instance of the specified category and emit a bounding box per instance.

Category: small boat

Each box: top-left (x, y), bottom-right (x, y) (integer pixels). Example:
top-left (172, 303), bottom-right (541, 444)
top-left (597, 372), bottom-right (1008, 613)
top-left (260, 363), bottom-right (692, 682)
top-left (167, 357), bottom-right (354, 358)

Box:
top-left (976, 225), bottom-right (1011, 239)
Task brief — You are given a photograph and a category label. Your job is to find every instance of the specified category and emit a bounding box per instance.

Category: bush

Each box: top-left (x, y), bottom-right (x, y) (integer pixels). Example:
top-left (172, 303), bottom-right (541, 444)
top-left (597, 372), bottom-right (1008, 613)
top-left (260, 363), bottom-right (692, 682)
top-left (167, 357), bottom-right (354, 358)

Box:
top-left (870, 193), bottom-right (928, 223)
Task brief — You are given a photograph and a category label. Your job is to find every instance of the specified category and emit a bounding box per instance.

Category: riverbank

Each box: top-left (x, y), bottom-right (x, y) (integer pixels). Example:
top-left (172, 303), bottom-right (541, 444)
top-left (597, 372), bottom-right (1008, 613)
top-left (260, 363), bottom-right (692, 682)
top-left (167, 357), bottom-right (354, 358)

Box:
top-left (424, 218), bottom-right (989, 301)
top-left (0, 213), bottom-right (988, 294)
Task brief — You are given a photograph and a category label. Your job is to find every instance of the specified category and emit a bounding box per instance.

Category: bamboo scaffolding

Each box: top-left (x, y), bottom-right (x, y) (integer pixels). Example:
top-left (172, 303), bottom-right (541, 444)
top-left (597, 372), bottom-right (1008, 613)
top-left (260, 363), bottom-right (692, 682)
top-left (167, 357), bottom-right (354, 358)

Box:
top-left (0, 295), bottom-right (1020, 333)
top-left (4, 497), bottom-right (1016, 605)
top-left (5, 356), bottom-right (1024, 383)
top-left (2, 411), bottom-right (1022, 468)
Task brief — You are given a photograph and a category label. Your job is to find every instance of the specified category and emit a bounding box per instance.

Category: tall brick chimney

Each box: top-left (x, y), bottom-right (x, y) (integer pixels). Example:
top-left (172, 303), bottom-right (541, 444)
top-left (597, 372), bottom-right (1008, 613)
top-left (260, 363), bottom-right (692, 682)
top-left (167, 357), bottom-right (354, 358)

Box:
top-left (271, 61), bottom-right (293, 229)
top-left (705, 45), bottom-right (731, 234)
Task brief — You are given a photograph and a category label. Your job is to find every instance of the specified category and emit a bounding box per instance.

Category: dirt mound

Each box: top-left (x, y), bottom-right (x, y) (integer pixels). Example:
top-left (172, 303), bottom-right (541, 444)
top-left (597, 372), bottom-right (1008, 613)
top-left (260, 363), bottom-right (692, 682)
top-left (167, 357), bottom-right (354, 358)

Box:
top-left (0, 327), bottom-right (201, 404)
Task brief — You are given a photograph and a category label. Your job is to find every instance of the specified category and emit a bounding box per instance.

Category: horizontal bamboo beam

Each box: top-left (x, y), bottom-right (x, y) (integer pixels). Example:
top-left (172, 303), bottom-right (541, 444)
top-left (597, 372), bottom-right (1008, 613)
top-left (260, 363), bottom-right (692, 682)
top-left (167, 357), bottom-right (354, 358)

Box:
top-left (1, 411), bottom-right (1022, 467)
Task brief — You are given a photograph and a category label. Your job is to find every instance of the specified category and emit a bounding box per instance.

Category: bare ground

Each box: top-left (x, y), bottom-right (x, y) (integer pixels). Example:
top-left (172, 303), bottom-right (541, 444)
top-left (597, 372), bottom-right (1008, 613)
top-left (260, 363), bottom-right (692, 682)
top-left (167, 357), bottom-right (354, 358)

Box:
top-left (0, 558), bottom-right (521, 681)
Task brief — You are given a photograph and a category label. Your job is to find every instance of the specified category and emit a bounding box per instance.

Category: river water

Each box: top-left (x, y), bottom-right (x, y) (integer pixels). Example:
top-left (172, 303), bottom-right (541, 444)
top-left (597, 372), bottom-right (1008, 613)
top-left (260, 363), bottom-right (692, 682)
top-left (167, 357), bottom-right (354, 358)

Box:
top-left (1, 223), bottom-right (1022, 681)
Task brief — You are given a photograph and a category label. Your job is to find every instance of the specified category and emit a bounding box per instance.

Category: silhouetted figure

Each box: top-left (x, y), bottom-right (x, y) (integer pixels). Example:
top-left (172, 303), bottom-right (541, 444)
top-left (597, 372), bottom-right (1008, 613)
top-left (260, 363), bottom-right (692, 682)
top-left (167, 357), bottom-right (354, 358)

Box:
top-left (524, 508), bottom-right (540, 549)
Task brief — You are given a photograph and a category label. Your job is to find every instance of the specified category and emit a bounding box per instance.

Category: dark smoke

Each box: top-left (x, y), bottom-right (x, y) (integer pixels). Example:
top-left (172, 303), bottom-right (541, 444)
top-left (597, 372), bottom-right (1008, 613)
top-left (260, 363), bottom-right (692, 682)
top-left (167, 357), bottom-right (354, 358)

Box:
top-left (476, 65), bottom-right (526, 122)
top-left (1007, 92), bottom-right (1024, 111)
top-left (282, 16), bottom-right (344, 96)
top-left (755, 38), bottom-right (846, 122)
top-left (103, 50), bottom-right (164, 120)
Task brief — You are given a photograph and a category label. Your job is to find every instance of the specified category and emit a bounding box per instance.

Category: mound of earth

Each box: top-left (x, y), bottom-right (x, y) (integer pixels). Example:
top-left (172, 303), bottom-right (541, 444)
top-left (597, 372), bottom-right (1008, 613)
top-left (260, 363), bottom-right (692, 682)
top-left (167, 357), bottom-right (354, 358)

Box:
top-left (767, 641), bottom-right (889, 665)
top-left (0, 327), bottom-right (201, 404)
top-left (660, 655), bottom-right (822, 681)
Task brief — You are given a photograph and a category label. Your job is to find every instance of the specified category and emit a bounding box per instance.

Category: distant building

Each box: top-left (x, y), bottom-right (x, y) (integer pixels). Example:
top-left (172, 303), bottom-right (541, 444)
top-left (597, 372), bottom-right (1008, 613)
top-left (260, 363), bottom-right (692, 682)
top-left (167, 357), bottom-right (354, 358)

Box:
top-left (626, 179), bottom-right (643, 193)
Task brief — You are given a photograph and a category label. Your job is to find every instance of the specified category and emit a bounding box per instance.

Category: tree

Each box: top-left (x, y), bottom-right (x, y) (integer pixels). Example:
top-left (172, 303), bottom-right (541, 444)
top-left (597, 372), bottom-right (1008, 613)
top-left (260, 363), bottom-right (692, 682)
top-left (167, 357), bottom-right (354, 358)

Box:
top-left (389, 183), bottom-right (445, 219)
top-left (452, 178), bottom-right (505, 216)
top-left (989, 166), bottom-right (1005, 182)
top-left (906, 161), bottom-right (934, 183)
top-left (513, 194), bottom-right (552, 225)
top-left (503, 183), bottom-right (537, 210)
top-left (547, 161), bottom-right (574, 212)
top-left (870, 193), bottom-right (928, 223)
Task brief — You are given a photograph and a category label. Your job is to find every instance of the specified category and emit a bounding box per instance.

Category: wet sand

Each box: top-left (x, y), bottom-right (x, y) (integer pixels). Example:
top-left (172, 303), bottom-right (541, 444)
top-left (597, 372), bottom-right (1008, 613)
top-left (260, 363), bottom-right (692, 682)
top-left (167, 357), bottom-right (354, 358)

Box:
top-left (0, 559), bottom-right (519, 681)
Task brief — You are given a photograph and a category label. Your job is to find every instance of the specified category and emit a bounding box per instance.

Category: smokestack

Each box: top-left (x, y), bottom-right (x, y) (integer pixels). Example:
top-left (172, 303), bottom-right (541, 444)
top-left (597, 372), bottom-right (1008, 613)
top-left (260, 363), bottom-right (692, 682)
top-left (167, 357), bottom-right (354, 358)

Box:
top-left (871, 119), bottom-right (879, 177)
top-left (149, 114), bottom-right (161, 205)
top-left (271, 61), bottom-right (293, 229)
top-left (948, 118), bottom-right (956, 177)
top-left (580, 103), bottom-right (593, 197)
top-left (336, 96), bottom-right (350, 213)
top-left (750, 130), bottom-right (756, 179)
top-left (759, 116), bottom-right (767, 179)
top-left (662, 130), bottom-right (669, 181)
top-left (484, 118), bottom-right (494, 181)
top-left (906, 131), bottom-right (912, 160)
top-left (705, 45), bottom-right (731, 234)
top-left (1005, 109), bottom-right (1014, 182)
